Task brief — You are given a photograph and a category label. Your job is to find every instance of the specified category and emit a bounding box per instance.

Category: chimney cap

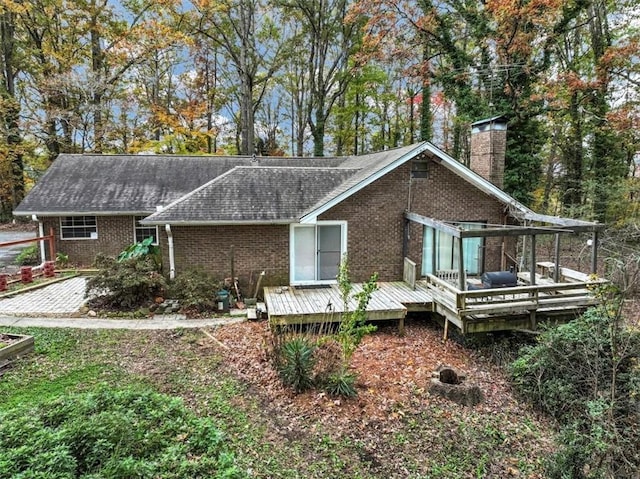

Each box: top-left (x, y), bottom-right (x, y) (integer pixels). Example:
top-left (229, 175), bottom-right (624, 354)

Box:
top-left (471, 115), bottom-right (508, 133)
top-left (471, 115), bottom-right (508, 126)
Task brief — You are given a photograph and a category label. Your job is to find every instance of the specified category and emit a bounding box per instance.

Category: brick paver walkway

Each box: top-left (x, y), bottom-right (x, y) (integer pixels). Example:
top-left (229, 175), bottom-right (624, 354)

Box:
top-left (0, 276), bottom-right (247, 329)
top-left (0, 277), bottom-right (88, 315)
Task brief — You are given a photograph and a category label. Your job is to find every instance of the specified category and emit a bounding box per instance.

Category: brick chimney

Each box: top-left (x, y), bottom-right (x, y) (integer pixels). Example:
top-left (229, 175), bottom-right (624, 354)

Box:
top-left (470, 116), bottom-right (508, 188)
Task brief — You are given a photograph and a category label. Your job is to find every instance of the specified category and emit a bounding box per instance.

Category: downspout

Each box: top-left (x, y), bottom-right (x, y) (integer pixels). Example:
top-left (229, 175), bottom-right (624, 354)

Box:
top-left (33, 215), bottom-right (47, 261)
top-left (165, 224), bottom-right (175, 279)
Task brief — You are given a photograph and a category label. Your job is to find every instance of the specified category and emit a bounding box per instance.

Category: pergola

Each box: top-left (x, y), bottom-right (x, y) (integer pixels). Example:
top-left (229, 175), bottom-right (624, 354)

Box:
top-left (404, 210), bottom-right (605, 291)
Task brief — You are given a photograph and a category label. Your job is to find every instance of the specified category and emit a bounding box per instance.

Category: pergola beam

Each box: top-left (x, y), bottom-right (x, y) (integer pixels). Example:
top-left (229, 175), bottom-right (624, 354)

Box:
top-left (404, 211), bottom-right (595, 238)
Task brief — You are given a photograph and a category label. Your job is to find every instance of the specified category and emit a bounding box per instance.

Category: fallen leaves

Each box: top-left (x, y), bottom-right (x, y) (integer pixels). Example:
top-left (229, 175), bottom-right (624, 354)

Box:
top-left (209, 318), bottom-right (542, 428)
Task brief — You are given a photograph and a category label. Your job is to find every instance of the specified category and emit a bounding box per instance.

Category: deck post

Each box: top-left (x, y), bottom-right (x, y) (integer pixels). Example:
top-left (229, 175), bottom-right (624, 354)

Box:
top-left (529, 234), bottom-right (536, 286)
top-left (443, 317), bottom-right (449, 341)
top-left (590, 231), bottom-right (598, 274)
top-left (529, 309), bottom-right (537, 331)
top-left (553, 233), bottom-right (561, 283)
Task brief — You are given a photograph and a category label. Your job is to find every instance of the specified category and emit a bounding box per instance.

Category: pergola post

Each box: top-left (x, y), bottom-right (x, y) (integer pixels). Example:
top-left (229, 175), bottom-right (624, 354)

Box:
top-left (431, 229), bottom-right (437, 275)
top-left (457, 236), bottom-right (465, 290)
top-left (591, 230), bottom-right (599, 274)
top-left (553, 233), bottom-right (561, 283)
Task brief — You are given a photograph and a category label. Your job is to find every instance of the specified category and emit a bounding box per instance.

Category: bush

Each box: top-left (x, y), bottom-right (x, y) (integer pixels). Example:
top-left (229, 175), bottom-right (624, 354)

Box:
top-left (0, 387), bottom-right (239, 478)
top-left (15, 244), bottom-right (39, 266)
top-left (168, 269), bottom-right (222, 313)
top-left (275, 337), bottom-right (316, 393)
top-left (86, 254), bottom-right (167, 310)
top-left (323, 368), bottom-right (357, 397)
top-left (511, 305), bottom-right (640, 478)
top-left (269, 255), bottom-right (378, 397)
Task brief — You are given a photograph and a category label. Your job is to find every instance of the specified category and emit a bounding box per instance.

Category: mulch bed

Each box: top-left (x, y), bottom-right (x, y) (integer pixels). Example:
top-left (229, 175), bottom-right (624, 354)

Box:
top-left (210, 319), bottom-right (536, 429)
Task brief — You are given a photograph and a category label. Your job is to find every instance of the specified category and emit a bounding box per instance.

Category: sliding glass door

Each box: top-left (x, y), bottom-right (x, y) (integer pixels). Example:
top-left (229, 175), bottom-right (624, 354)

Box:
top-left (421, 223), bottom-right (484, 276)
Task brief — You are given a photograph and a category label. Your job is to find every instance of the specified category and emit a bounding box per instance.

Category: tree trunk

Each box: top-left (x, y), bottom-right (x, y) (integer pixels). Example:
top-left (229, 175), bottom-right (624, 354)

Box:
top-left (90, 11), bottom-right (104, 153)
top-left (0, 9), bottom-right (24, 218)
top-left (420, 42), bottom-right (432, 142)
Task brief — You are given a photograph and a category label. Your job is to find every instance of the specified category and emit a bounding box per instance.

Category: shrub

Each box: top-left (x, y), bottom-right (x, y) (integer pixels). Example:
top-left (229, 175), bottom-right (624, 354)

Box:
top-left (511, 305), bottom-right (640, 478)
top-left (275, 337), bottom-right (316, 393)
top-left (55, 252), bottom-right (69, 268)
top-left (269, 255), bottom-right (378, 397)
top-left (324, 368), bottom-right (357, 397)
top-left (85, 254), bottom-right (167, 310)
top-left (15, 244), bottom-right (39, 266)
top-left (168, 269), bottom-right (222, 313)
top-left (0, 387), bottom-right (239, 478)
top-left (118, 236), bottom-right (160, 265)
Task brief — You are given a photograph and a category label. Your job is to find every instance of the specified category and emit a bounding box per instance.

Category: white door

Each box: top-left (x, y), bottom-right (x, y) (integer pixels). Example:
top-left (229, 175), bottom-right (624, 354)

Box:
top-left (291, 223), bottom-right (346, 284)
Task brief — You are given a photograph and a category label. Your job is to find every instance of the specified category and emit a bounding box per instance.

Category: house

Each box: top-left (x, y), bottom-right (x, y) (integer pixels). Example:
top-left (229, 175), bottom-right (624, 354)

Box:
top-left (14, 118), bottom-right (604, 333)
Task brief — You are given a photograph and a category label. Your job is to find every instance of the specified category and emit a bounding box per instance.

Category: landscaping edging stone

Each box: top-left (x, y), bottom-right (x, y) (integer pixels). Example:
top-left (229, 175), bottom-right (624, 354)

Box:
top-left (0, 333), bottom-right (35, 362)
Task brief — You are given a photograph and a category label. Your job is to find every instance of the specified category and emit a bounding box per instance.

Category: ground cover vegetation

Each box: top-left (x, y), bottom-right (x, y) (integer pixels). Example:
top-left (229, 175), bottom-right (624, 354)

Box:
top-left (0, 322), bottom-right (556, 478)
top-left (1, 0), bottom-right (638, 227)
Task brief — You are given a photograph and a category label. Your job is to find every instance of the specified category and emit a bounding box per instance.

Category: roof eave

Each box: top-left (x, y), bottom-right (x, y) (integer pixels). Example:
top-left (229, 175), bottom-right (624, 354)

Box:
top-left (140, 219), bottom-right (296, 226)
top-left (13, 210), bottom-right (156, 217)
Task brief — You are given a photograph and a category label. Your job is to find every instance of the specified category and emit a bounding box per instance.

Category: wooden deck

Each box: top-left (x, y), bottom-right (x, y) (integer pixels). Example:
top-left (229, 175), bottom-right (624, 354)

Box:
top-left (264, 281), bottom-right (434, 333)
top-left (425, 271), bottom-right (603, 336)
top-left (264, 266), bottom-right (603, 336)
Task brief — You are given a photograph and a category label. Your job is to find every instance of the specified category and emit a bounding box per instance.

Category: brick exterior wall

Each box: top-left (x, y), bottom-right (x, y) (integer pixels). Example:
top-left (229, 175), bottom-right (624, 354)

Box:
top-left (319, 164), bottom-right (409, 282)
top-left (470, 128), bottom-right (507, 188)
top-left (42, 215), bottom-right (140, 266)
top-left (43, 157), bottom-right (516, 286)
top-left (166, 224), bottom-right (289, 290)
top-left (320, 159), bottom-right (512, 282)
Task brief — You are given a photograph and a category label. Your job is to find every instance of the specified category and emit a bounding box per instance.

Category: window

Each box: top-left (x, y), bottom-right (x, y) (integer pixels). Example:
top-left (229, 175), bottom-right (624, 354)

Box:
top-left (134, 216), bottom-right (158, 244)
top-left (60, 216), bottom-right (98, 240)
top-left (411, 159), bottom-right (429, 178)
top-left (290, 222), bottom-right (347, 284)
top-left (421, 222), bottom-right (485, 276)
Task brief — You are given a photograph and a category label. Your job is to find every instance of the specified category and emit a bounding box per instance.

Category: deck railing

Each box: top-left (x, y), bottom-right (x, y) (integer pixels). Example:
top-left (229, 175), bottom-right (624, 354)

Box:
top-left (403, 257), bottom-right (417, 290)
top-left (424, 273), bottom-right (602, 320)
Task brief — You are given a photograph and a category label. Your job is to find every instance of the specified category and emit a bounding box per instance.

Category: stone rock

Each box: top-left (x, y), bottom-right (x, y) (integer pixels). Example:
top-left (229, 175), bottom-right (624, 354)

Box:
top-left (429, 365), bottom-right (483, 407)
top-left (88, 310), bottom-right (97, 317)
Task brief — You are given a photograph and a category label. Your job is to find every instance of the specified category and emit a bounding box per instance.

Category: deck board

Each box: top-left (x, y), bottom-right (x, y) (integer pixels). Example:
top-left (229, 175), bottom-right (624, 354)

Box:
top-left (265, 282), bottom-right (434, 326)
top-left (264, 275), bottom-right (600, 334)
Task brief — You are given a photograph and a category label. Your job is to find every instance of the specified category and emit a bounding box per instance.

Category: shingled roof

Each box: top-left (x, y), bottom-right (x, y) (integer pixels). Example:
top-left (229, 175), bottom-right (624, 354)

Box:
top-left (13, 154), bottom-right (343, 216)
top-left (144, 166), bottom-right (359, 224)
top-left (16, 142), bottom-right (543, 226)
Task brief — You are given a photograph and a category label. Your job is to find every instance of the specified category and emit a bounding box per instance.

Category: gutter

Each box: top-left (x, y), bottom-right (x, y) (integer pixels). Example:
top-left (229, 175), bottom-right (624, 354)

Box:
top-left (32, 215), bottom-right (47, 261)
top-left (165, 224), bottom-right (176, 279)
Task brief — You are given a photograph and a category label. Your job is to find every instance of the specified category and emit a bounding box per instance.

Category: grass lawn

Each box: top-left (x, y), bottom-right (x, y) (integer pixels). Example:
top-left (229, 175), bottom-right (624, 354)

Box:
top-left (0, 322), bottom-right (556, 478)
